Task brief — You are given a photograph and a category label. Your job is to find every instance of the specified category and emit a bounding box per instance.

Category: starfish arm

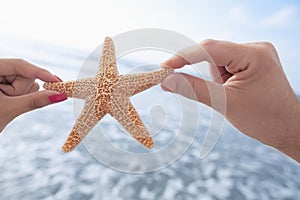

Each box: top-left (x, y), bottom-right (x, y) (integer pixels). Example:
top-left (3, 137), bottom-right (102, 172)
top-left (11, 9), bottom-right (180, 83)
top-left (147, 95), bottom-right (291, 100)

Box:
top-left (43, 78), bottom-right (97, 99)
top-left (117, 67), bottom-right (174, 96)
top-left (62, 96), bottom-right (106, 152)
top-left (96, 37), bottom-right (118, 79)
top-left (110, 96), bottom-right (154, 149)
top-left (43, 81), bottom-right (76, 97)
top-left (72, 78), bottom-right (97, 99)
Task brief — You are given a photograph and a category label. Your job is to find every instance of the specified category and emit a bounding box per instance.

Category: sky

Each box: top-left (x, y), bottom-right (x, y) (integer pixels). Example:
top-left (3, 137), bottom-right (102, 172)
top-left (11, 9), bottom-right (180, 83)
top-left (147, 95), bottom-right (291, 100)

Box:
top-left (0, 0), bottom-right (299, 92)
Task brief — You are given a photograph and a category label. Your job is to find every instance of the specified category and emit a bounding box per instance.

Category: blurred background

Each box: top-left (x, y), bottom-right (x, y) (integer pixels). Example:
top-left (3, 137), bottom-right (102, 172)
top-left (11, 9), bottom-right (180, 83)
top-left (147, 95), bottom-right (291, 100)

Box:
top-left (0, 0), bottom-right (299, 199)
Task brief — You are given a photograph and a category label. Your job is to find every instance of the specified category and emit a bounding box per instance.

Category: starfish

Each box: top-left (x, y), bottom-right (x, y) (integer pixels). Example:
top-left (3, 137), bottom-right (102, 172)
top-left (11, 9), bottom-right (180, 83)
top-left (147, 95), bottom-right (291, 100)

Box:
top-left (44, 37), bottom-right (174, 152)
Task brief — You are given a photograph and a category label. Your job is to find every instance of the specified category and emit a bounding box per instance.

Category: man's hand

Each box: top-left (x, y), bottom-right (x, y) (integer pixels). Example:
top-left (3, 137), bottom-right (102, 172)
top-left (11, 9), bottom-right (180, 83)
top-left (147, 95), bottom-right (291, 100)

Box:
top-left (161, 40), bottom-right (300, 162)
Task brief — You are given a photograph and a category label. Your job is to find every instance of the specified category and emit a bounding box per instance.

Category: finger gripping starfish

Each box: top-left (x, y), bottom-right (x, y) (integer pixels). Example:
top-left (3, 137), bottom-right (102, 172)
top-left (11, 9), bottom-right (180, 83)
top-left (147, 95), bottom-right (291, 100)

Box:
top-left (44, 37), bottom-right (174, 152)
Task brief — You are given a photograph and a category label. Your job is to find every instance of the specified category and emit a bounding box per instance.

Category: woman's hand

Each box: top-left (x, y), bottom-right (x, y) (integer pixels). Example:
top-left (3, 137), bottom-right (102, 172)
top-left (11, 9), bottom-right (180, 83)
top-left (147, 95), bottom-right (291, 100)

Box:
top-left (0, 59), bottom-right (67, 132)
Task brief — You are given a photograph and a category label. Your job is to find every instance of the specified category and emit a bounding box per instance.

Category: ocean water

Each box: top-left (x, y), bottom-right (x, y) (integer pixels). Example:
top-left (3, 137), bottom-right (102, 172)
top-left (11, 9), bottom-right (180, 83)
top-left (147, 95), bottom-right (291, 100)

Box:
top-left (0, 37), bottom-right (300, 200)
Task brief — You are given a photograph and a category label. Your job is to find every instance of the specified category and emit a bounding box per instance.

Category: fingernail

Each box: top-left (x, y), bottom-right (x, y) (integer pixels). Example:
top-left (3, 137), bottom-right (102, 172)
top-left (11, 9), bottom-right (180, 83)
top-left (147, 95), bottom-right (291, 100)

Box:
top-left (48, 93), bottom-right (67, 104)
top-left (54, 75), bottom-right (63, 82)
top-left (160, 62), bottom-right (169, 68)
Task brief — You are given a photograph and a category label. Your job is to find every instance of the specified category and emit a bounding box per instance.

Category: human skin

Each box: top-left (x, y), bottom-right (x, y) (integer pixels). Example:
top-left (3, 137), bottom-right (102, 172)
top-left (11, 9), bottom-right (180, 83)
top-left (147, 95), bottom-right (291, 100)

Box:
top-left (0, 59), bottom-right (67, 132)
top-left (161, 39), bottom-right (300, 163)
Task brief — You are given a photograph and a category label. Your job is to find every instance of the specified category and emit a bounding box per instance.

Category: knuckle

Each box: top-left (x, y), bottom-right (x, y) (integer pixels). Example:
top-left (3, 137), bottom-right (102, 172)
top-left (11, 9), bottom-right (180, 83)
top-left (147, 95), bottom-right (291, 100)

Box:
top-left (253, 41), bottom-right (277, 57)
top-left (15, 58), bottom-right (27, 65)
top-left (200, 39), bottom-right (217, 49)
top-left (260, 41), bottom-right (276, 50)
top-left (251, 44), bottom-right (273, 60)
top-left (28, 98), bottom-right (43, 110)
top-left (247, 41), bottom-right (281, 71)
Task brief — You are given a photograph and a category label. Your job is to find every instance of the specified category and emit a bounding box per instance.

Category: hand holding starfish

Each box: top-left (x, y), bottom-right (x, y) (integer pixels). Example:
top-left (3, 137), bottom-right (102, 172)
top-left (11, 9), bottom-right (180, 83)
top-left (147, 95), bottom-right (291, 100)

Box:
top-left (0, 59), bottom-right (66, 132)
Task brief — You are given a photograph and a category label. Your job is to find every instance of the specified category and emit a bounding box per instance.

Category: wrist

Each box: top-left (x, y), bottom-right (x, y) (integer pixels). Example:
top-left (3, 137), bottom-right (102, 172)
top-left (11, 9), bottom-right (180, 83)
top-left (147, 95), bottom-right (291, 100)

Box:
top-left (276, 98), bottom-right (300, 162)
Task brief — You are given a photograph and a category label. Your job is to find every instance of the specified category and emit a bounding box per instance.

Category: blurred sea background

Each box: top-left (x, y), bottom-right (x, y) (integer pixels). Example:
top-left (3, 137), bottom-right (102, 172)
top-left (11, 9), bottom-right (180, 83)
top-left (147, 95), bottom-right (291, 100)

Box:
top-left (1, 1), bottom-right (300, 200)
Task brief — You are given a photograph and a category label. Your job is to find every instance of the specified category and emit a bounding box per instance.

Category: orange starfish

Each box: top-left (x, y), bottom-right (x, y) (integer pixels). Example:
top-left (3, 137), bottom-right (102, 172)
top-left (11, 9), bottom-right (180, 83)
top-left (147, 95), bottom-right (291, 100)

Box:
top-left (44, 37), bottom-right (174, 152)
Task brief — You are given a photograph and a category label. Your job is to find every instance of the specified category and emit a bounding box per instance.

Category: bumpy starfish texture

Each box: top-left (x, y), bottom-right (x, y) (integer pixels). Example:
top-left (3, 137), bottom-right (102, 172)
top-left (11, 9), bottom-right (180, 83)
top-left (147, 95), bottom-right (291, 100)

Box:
top-left (44, 37), bottom-right (174, 152)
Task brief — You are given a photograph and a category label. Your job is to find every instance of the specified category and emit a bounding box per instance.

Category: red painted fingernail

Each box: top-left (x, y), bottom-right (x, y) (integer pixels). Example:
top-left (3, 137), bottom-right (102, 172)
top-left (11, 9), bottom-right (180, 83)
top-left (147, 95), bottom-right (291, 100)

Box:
top-left (48, 93), bottom-right (67, 104)
top-left (54, 75), bottom-right (63, 82)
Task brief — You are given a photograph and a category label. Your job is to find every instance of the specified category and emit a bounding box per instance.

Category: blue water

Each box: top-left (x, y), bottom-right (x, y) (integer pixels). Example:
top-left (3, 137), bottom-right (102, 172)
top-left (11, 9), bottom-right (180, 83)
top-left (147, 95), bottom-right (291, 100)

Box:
top-left (0, 36), bottom-right (300, 200)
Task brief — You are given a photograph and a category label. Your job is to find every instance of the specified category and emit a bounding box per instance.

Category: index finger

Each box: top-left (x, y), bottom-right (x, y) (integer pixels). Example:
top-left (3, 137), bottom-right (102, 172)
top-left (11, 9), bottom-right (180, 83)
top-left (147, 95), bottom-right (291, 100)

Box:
top-left (161, 39), bottom-right (247, 69)
top-left (161, 43), bottom-right (209, 69)
top-left (0, 59), bottom-right (59, 82)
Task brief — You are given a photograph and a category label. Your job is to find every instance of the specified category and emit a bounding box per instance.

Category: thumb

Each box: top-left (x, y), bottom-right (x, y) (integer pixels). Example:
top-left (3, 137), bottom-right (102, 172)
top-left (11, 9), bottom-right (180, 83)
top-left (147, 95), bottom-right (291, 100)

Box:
top-left (161, 73), bottom-right (226, 114)
top-left (10, 90), bottom-right (67, 117)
